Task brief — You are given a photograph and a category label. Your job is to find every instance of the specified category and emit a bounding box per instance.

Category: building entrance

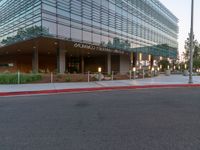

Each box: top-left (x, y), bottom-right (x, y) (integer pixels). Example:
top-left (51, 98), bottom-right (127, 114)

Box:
top-left (66, 56), bottom-right (81, 73)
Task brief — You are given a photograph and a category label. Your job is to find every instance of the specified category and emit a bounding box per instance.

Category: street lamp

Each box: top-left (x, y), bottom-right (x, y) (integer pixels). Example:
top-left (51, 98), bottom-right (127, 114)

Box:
top-left (189, 0), bottom-right (194, 84)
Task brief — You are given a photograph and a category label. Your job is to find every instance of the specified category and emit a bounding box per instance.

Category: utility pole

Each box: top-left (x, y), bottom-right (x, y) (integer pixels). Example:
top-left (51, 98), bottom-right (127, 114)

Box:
top-left (189, 0), bottom-right (194, 84)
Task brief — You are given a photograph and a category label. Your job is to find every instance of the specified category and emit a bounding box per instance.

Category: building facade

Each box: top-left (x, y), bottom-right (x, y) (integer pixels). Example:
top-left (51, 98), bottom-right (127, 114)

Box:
top-left (0, 0), bottom-right (178, 74)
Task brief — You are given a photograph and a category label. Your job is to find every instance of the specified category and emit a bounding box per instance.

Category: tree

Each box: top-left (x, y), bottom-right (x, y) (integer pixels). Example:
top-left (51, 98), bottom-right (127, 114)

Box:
top-left (193, 59), bottom-right (200, 69)
top-left (183, 36), bottom-right (200, 60)
top-left (158, 59), bottom-right (170, 71)
top-left (183, 36), bottom-right (200, 68)
top-left (1, 26), bottom-right (49, 46)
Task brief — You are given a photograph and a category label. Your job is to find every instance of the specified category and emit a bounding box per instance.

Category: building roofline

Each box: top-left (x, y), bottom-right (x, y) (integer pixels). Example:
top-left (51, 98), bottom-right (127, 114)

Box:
top-left (154, 0), bottom-right (178, 22)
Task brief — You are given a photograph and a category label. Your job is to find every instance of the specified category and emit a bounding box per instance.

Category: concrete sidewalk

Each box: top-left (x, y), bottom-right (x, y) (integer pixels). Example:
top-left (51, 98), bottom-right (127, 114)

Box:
top-left (0, 74), bottom-right (200, 96)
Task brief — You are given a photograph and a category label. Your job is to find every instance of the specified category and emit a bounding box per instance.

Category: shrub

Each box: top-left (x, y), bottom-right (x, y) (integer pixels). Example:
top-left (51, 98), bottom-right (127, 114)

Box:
top-left (20, 74), bottom-right (42, 84)
top-left (0, 73), bottom-right (42, 84)
top-left (77, 77), bottom-right (84, 82)
top-left (56, 74), bottom-right (63, 79)
top-left (107, 73), bottom-right (112, 77)
top-left (65, 75), bottom-right (71, 82)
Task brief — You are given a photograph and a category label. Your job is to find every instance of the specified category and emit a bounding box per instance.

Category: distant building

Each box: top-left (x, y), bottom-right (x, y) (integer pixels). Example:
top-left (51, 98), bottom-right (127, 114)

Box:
top-left (0, 0), bottom-right (178, 73)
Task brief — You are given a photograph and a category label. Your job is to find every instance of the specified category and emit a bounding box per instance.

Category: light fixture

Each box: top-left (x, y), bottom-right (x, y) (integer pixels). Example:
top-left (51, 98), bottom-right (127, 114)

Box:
top-left (132, 67), bottom-right (136, 72)
top-left (185, 64), bottom-right (187, 69)
top-left (148, 55), bottom-right (151, 61)
top-left (151, 67), bottom-right (155, 71)
top-left (98, 67), bottom-right (102, 73)
top-left (139, 53), bottom-right (142, 61)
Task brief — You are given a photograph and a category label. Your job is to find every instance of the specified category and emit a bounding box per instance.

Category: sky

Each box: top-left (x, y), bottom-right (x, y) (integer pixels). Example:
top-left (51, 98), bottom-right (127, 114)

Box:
top-left (159, 0), bottom-right (200, 60)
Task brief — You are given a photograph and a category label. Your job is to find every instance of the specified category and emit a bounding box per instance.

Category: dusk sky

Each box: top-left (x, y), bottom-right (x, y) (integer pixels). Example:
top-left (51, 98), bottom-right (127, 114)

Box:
top-left (159, 0), bottom-right (200, 59)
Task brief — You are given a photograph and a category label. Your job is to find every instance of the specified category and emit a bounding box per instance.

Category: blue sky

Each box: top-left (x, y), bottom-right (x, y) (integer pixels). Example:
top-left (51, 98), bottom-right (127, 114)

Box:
top-left (159, 0), bottom-right (200, 59)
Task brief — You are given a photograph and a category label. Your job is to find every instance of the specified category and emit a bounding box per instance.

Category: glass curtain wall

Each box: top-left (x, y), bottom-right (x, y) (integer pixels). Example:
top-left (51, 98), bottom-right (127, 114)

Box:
top-left (0, 0), bottom-right (178, 58)
top-left (0, 0), bottom-right (42, 46)
top-left (41, 0), bottom-right (178, 58)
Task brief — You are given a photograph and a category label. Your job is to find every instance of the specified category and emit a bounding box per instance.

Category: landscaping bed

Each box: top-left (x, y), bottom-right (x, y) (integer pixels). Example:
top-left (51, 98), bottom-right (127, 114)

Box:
top-left (0, 72), bottom-right (155, 84)
top-left (0, 73), bottom-right (42, 84)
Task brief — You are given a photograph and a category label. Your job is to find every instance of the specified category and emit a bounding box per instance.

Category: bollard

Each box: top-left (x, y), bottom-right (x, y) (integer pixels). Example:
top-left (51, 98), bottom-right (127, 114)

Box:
top-left (17, 71), bottom-right (20, 84)
top-left (143, 69), bottom-right (145, 79)
top-left (51, 72), bottom-right (53, 83)
top-left (98, 72), bottom-right (101, 81)
top-left (151, 71), bottom-right (153, 77)
top-left (111, 71), bottom-right (114, 81)
top-left (133, 70), bottom-right (136, 80)
top-left (129, 70), bottom-right (132, 80)
top-left (88, 71), bottom-right (90, 82)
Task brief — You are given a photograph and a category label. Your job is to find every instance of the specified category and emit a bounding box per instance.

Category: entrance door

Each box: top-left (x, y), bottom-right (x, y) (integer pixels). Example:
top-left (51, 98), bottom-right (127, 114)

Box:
top-left (67, 57), bottom-right (80, 73)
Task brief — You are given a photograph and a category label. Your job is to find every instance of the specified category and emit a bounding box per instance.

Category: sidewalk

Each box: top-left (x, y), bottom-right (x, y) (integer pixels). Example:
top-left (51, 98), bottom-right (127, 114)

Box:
top-left (0, 74), bottom-right (200, 96)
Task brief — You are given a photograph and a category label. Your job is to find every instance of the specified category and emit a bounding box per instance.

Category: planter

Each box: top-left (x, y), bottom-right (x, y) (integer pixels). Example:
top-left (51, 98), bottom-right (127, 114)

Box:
top-left (165, 70), bottom-right (171, 76)
top-left (183, 70), bottom-right (189, 76)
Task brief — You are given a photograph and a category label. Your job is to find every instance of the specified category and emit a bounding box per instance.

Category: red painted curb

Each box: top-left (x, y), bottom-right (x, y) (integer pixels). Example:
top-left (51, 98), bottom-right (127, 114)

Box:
top-left (1, 84), bottom-right (200, 97)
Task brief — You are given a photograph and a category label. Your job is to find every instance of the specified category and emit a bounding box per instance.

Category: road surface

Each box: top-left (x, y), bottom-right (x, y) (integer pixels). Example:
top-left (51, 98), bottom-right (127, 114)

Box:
top-left (0, 88), bottom-right (200, 150)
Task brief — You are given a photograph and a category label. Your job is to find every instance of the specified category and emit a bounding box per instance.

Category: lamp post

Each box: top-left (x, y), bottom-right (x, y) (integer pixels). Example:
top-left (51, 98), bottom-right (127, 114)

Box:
top-left (133, 67), bottom-right (136, 79)
top-left (189, 0), bottom-right (194, 84)
top-left (98, 67), bottom-right (102, 81)
top-left (151, 67), bottom-right (155, 77)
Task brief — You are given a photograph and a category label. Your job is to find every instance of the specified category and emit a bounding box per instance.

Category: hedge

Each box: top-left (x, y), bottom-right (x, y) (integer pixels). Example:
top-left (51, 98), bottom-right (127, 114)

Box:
top-left (0, 73), bottom-right (42, 84)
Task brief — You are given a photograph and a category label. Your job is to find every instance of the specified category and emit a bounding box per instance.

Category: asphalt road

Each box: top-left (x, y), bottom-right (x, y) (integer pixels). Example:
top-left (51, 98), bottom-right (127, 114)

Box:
top-left (0, 88), bottom-right (200, 150)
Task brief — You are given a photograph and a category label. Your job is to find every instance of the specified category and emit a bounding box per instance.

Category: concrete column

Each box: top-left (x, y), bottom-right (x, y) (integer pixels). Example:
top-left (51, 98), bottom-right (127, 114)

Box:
top-left (81, 56), bottom-right (84, 74)
top-left (130, 52), bottom-right (133, 68)
top-left (57, 48), bottom-right (66, 74)
top-left (107, 53), bottom-right (111, 74)
top-left (120, 54), bottom-right (130, 75)
top-left (150, 55), bottom-right (154, 68)
top-left (32, 48), bottom-right (39, 73)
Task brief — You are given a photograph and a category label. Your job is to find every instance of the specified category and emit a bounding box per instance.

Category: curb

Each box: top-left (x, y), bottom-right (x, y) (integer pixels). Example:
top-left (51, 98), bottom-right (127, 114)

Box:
top-left (1, 84), bottom-right (200, 97)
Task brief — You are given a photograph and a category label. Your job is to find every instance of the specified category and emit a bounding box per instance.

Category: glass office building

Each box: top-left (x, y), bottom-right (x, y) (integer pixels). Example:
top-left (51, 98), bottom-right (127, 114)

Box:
top-left (0, 0), bottom-right (178, 73)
